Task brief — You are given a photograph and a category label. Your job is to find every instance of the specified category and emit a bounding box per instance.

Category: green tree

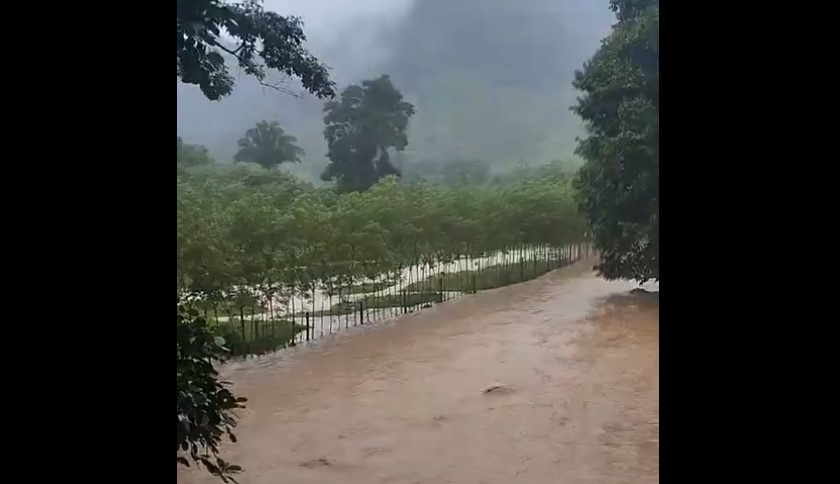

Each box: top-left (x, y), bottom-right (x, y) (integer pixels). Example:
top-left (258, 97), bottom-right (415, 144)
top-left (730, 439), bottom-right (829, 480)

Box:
top-left (572, 0), bottom-right (659, 283)
top-left (177, 306), bottom-right (245, 483)
top-left (177, 0), bottom-right (335, 100)
top-left (321, 75), bottom-right (416, 192)
top-left (177, 2), bottom-right (334, 481)
top-left (178, 136), bottom-right (215, 168)
top-left (234, 121), bottom-right (305, 169)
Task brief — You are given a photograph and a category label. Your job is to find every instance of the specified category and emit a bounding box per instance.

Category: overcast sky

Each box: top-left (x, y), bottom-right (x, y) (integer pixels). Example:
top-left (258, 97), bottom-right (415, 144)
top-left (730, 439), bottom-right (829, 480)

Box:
top-left (178, 0), bottom-right (616, 173)
top-left (263, 0), bottom-right (414, 62)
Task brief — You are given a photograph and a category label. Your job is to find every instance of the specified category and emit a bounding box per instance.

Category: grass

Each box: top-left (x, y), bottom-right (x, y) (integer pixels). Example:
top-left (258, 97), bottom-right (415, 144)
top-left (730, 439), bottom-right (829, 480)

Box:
top-left (323, 292), bottom-right (444, 316)
top-left (211, 318), bottom-right (305, 356)
top-left (405, 259), bottom-right (564, 293)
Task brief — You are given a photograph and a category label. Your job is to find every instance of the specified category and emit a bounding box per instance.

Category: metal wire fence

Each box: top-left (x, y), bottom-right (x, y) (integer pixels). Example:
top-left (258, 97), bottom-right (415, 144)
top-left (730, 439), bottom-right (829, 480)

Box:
top-left (188, 244), bottom-right (592, 357)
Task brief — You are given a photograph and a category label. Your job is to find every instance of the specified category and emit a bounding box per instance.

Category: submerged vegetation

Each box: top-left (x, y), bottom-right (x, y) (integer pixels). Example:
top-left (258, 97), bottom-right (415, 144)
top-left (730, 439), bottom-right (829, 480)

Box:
top-left (404, 255), bottom-right (576, 293)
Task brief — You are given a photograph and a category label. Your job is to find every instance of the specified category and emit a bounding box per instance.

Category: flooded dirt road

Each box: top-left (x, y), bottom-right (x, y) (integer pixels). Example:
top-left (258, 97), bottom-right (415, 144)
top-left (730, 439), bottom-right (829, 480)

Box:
top-left (178, 260), bottom-right (659, 484)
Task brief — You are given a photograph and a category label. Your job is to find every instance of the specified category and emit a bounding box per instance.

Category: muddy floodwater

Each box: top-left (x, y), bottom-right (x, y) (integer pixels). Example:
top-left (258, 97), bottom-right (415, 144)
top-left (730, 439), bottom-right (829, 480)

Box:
top-left (178, 260), bottom-right (659, 484)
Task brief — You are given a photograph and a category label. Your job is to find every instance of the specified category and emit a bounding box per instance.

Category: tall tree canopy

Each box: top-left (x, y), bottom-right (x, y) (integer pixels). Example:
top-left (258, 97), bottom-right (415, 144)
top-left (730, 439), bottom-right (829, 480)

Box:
top-left (234, 121), bottom-right (304, 169)
top-left (176, 0), bottom-right (335, 100)
top-left (321, 75), bottom-right (416, 192)
top-left (573, 0), bottom-right (659, 283)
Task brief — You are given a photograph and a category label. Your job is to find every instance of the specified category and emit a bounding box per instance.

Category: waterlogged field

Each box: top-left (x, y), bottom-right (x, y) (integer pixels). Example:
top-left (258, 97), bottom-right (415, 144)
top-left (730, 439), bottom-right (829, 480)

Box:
top-left (188, 245), bottom-right (588, 354)
top-left (178, 169), bottom-right (588, 356)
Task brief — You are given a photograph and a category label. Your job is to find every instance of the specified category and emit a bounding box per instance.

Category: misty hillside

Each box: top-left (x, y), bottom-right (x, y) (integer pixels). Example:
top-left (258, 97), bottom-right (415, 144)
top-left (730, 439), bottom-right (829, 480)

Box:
top-left (176, 0), bottom-right (614, 181)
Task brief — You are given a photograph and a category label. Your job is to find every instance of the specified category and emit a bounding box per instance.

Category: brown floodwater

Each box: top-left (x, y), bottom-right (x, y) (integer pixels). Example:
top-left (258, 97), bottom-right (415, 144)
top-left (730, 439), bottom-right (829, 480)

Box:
top-left (178, 259), bottom-right (659, 484)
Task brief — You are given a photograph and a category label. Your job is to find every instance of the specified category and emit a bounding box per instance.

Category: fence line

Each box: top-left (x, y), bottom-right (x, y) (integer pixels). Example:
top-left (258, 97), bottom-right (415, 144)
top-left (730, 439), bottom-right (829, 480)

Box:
top-left (187, 243), bottom-right (592, 357)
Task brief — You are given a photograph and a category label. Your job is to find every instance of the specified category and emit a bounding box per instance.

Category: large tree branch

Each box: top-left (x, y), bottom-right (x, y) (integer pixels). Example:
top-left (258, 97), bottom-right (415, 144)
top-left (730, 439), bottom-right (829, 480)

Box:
top-left (257, 79), bottom-right (304, 98)
top-left (210, 41), bottom-right (243, 58)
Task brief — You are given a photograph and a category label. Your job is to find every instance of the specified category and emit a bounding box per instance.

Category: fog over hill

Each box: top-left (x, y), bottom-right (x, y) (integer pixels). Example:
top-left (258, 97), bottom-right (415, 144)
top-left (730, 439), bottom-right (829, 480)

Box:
top-left (176, 0), bottom-right (614, 181)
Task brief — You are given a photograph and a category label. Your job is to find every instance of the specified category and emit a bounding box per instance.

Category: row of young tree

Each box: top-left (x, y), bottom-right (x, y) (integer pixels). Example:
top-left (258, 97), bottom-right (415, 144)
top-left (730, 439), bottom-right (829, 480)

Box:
top-left (177, 165), bottom-right (585, 304)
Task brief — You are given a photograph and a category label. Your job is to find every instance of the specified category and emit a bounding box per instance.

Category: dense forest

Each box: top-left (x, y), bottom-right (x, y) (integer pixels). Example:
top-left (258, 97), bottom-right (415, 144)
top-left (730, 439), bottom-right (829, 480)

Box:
top-left (177, 0), bottom-right (659, 482)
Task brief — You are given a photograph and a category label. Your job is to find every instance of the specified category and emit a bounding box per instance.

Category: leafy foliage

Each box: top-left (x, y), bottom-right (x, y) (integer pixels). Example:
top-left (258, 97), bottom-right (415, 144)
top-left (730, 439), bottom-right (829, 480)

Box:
top-left (572, 0), bottom-right (659, 283)
top-left (177, 165), bottom-right (586, 303)
top-left (321, 75), bottom-right (416, 192)
top-left (177, 306), bottom-right (246, 482)
top-left (178, 137), bottom-right (216, 168)
top-left (234, 121), bottom-right (305, 169)
top-left (176, 0), bottom-right (335, 100)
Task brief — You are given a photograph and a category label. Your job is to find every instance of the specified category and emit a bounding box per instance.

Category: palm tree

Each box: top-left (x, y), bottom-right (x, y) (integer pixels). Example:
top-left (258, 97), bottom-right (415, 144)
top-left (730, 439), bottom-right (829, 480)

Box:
top-left (234, 121), bottom-right (305, 169)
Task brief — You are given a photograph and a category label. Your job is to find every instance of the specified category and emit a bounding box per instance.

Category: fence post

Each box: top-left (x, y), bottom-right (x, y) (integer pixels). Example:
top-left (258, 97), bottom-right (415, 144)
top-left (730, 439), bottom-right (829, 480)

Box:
top-left (305, 311), bottom-right (311, 341)
top-left (359, 300), bottom-right (364, 325)
top-left (252, 307), bottom-right (258, 340)
top-left (239, 307), bottom-right (247, 356)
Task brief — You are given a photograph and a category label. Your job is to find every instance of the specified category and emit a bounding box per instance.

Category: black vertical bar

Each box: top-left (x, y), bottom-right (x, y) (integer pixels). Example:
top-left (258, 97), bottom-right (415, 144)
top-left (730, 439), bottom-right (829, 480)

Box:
top-left (305, 311), bottom-right (311, 341)
top-left (359, 301), bottom-right (364, 325)
top-left (239, 306), bottom-right (246, 356)
top-left (546, 246), bottom-right (550, 272)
